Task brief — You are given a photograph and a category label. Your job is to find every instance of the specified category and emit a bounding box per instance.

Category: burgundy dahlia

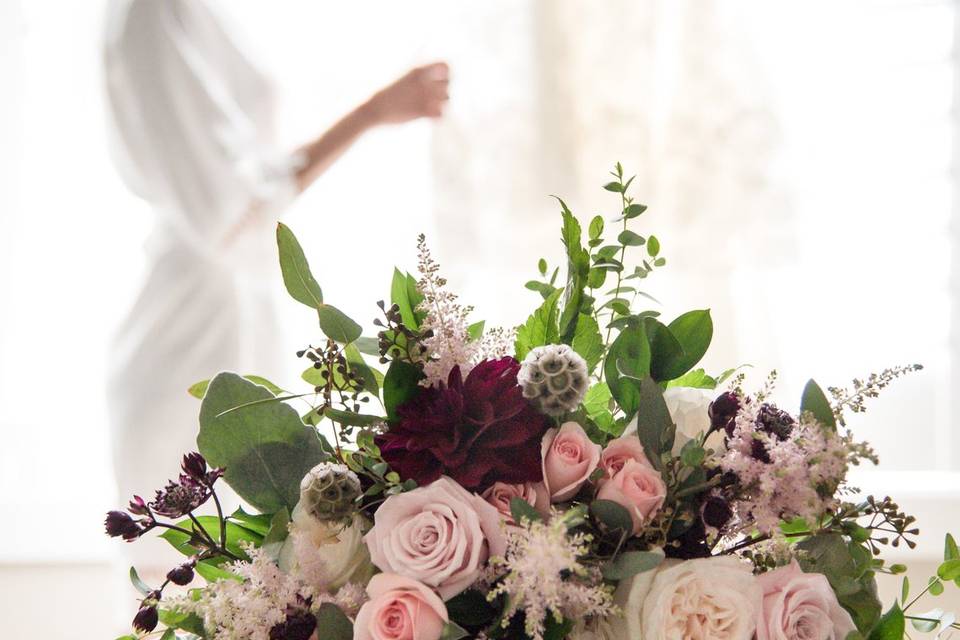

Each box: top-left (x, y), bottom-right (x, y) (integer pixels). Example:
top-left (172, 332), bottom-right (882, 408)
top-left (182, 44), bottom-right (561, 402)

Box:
top-left (378, 357), bottom-right (550, 490)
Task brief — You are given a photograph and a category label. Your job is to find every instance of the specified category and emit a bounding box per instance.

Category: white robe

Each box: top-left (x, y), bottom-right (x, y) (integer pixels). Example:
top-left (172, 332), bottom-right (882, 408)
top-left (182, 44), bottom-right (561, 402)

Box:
top-left (103, 0), bottom-right (297, 517)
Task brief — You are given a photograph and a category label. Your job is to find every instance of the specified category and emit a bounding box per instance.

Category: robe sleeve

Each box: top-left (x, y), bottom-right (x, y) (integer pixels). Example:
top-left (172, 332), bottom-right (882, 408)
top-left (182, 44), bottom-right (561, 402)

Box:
top-left (103, 0), bottom-right (298, 244)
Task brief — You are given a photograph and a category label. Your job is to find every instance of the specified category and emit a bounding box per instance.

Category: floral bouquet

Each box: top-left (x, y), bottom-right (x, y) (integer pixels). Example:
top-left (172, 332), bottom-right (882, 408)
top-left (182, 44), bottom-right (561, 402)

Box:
top-left (107, 165), bottom-right (958, 640)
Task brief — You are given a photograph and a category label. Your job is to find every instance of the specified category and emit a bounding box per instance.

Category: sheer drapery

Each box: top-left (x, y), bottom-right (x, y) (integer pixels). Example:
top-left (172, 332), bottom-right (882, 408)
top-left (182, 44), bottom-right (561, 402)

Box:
top-left (430, 0), bottom-right (790, 372)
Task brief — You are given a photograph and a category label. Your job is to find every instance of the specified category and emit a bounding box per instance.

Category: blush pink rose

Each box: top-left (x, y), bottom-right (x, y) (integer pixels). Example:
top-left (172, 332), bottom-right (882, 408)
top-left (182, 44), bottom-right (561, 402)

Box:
top-left (596, 458), bottom-right (666, 534)
top-left (364, 476), bottom-right (506, 600)
top-left (541, 422), bottom-right (602, 502)
top-left (599, 436), bottom-right (652, 484)
top-left (353, 573), bottom-right (448, 640)
top-left (756, 561), bottom-right (857, 640)
top-left (481, 482), bottom-right (547, 523)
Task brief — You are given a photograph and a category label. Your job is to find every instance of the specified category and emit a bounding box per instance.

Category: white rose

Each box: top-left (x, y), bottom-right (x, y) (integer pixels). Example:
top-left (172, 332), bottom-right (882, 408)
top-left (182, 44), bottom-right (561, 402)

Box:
top-left (641, 556), bottom-right (762, 640)
top-left (625, 387), bottom-right (717, 456)
top-left (609, 555), bottom-right (673, 639)
top-left (278, 504), bottom-right (374, 590)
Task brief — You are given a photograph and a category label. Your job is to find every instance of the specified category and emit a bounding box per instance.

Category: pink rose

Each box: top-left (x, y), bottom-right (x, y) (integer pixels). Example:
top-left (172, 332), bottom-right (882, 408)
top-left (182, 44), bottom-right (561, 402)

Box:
top-left (354, 573), bottom-right (448, 640)
top-left (599, 436), bottom-right (651, 483)
top-left (481, 482), bottom-right (547, 523)
top-left (756, 561), bottom-right (857, 640)
top-left (364, 476), bottom-right (506, 600)
top-left (596, 458), bottom-right (666, 534)
top-left (541, 422), bottom-right (602, 502)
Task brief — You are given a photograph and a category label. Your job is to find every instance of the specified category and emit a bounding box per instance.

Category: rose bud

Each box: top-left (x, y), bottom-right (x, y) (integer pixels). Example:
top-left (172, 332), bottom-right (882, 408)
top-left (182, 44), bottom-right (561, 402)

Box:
top-left (166, 562), bottom-right (195, 586)
top-left (104, 511), bottom-right (142, 541)
top-left (701, 495), bottom-right (733, 529)
top-left (132, 605), bottom-right (159, 633)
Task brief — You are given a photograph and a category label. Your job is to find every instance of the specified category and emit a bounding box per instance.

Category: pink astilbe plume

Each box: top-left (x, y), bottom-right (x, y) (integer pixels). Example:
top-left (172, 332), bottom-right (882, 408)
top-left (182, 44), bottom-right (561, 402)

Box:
top-left (487, 514), bottom-right (617, 640)
top-left (415, 235), bottom-right (514, 386)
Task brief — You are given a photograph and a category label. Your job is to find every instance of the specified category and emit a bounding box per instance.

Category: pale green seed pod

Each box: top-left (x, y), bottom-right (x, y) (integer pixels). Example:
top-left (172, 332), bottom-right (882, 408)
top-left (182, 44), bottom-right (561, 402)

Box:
top-left (518, 344), bottom-right (589, 417)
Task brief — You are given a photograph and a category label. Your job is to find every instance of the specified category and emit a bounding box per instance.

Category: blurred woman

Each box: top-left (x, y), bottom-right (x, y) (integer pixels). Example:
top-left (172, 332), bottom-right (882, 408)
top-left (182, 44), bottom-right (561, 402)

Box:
top-left (103, 0), bottom-right (449, 528)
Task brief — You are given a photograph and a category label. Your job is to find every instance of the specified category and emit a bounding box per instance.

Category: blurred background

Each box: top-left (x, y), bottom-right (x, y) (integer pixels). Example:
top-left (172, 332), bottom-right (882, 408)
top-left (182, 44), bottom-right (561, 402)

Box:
top-left (1, 0), bottom-right (958, 636)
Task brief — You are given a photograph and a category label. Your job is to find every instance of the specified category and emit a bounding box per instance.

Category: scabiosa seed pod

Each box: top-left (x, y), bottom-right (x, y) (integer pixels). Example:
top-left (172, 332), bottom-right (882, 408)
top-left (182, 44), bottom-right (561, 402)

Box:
top-left (299, 462), bottom-right (362, 523)
top-left (104, 510), bottom-right (142, 541)
top-left (132, 605), bottom-right (159, 633)
top-left (166, 562), bottom-right (195, 586)
top-left (517, 344), bottom-right (589, 417)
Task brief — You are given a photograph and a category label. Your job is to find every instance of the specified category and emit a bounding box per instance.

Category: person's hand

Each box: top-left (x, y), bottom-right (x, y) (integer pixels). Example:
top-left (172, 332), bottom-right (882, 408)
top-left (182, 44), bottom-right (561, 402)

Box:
top-left (364, 62), bottom-right (450, 125)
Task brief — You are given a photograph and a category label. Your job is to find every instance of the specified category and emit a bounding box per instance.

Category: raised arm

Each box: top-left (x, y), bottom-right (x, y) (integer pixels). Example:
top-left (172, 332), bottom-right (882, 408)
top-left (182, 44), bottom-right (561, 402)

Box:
top-left (293, 62), bottom-right (450, 192)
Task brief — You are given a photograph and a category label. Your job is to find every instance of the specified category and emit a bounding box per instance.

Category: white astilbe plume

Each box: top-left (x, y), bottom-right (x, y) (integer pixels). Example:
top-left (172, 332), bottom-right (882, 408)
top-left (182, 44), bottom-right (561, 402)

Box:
top-left (487, 514), bottom-right (617, 640)
top-left (169, 545), bottom-right (364, 640)
top-left (416, 235), bottom-right (515, 386)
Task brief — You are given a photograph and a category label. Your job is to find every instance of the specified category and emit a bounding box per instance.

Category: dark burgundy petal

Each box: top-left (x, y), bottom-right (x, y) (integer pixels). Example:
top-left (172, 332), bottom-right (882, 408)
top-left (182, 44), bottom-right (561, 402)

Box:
top-left (380, 357), bottom-right (549, 489)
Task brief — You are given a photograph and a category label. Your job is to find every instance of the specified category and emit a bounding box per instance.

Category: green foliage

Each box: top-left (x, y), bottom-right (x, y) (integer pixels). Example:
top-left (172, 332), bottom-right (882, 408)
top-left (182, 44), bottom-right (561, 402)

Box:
top-left (158, 608), bottom-right (206, 637)
top-left (802, 379), bottom-right (837, 430)
top-left (797, 534), bottom-right (882, 633)
top-left (129, 566), bottom-right (152, 596)
top-left (391, 268), bottom-right (425, 330)
top-left (590, 499), bottom-right (634, 537)
top-left (198, 373), bottom-right (329, 512)
top-left (468, 320), bottom-right (485, 341)
top-left (316, 305), bottom-right (363, 344)
top-left (160, 516), bottom-right (263, 561)
top-left (323, 407), bottom-right (385, 426)
top-left (440, 622), bottom-right (470, 640)
top-left (604, 324), bottom-right (650, 415)
top-left (383, 360), bottom-right (423, 421)
top-left (228, 506), bottom-right (273, 536)
top-left (665, 368), bottom-right (717, 390)
top-left (188, 375), bottom-right (285, 400)
top-left (277, 222), bottom-right (362, 343)
top-left (868, 604), bottom-right (904, 640)
top-left (315, 603), bottom-right (353, 640)
top-left (515, 289), bottom-right (563, 362)
top-left (557, 200), bottom-right (591, 344)
top-left (633, 376), bottom-right (676, 470)
top-left (601, 549), bottom-right (665, 581)
top-left (510, 497), bottom-right (542, 524)
top-left (195, 559), bottom-right (242, 583)
top-left (277, 222), bottom-right (323, 308)
top-left (571, 313), bottom-right (604, 373)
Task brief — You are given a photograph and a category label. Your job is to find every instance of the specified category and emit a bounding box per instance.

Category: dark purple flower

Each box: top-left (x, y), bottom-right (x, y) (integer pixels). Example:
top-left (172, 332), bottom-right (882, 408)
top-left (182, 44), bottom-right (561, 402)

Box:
top-left (105, 510), bottom-right (143, 541)
top-left (269, 611), bottom-right (317, 640)
top-left (132, 606), bottom-right (158, 633)
top-left (127, 495), bottom-right (150, 516)
top-left (709, 391), bottom-right (741, 438)
top-left (701, 495), bottom-right (733, 529)
top-left (149, 474), bottom-right (212, 518)
top-left (377, 358), bottom-right (550, 490)
top-left (166, 562), bottom-right (195, 586)
top-left (180, 452), bottom-right (224, 486)
top-left (756, 403), bottom-right (795, 441)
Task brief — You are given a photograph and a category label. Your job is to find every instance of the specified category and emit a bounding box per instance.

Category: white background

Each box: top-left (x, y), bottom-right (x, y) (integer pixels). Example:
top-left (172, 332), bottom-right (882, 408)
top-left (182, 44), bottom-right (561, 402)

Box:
top-left (0, 0), bottom-right (958, 636)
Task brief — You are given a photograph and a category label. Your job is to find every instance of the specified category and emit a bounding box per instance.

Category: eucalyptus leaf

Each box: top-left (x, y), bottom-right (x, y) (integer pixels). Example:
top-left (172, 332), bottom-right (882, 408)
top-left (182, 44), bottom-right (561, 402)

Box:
top-left (590, 499), bottom-right (633, 535)
top-left (277, 223), bottom-right (323, 308)
top-left (315, 602), bottom-right (354, 640)
top-left (198, 373), bottom-right (329, 512)
top-left (618, 230), bottom-right (646, 246)
top-left (801, 379), bottom-right (837, 430)
top-left (601, 549), bottom-right (665, 580)
top-left (188, 375), bottom-right (285, 400)
top-left (604, 324), bottom-right (650, 414)
top-left (317, 304), bottom-right (363, 344)
top-left (323, 407), bottom-right (385, 427)
top-left (129, 566), bottom-right (152, 596)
